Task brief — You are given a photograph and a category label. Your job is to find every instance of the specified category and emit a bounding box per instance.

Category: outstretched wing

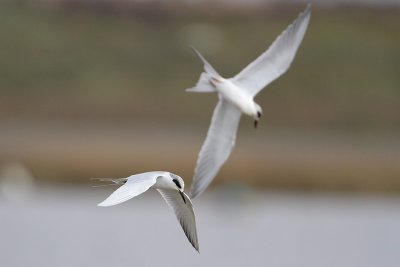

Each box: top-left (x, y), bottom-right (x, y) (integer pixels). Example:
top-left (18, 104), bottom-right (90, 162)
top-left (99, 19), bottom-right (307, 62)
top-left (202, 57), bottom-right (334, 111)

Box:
top-left (189, 99), bottom-right (242, 199)
top-left (98, 172), bottom-right (162, 206)
top-left (232, 4), bottom-right (311, 97)
top-left (157, 189), bottom-right (199, 252)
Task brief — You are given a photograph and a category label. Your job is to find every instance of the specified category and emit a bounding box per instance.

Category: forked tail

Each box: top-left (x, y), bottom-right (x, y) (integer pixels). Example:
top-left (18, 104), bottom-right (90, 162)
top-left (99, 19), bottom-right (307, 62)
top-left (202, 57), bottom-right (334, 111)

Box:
top-left (186, 47), bottom-right (221, 93)
top-left (91, 177), bottom-right (127, 187)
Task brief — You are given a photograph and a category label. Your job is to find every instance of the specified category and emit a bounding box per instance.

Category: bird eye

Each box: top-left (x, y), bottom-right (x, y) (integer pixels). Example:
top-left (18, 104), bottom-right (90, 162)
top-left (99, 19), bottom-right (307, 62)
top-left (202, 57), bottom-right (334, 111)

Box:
top-left (257, 111), bottom-right (262, 118)
top-left (172, 178), bottom-right (182, 189)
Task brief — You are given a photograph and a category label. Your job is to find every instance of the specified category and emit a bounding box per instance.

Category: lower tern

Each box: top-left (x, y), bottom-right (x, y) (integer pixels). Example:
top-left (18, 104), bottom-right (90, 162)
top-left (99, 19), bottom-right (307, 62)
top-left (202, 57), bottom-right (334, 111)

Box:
top-left (187, 5), bottom-right (311, 199)
top-left (96, 171), bottom-right (199, 252)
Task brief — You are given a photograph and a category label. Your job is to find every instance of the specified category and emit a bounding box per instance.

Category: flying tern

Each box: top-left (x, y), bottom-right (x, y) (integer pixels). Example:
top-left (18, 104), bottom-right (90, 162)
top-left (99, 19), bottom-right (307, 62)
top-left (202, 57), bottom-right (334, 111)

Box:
top-left (96, 171), bottom-right (199, 252)
top-left (187, 5), bottom-right (311, 199)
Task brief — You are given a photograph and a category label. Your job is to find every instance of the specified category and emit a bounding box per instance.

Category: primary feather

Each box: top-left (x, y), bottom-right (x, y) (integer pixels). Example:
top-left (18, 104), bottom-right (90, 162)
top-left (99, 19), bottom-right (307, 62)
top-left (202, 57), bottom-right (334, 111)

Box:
top-left (189, 100), bottom-right (241, 199)
top-left (157, 189), bottom-right (199, 252)
top-left (98, 173), bottom-right (159, 207)
top-left (232, 4), bottom-right (311, 96)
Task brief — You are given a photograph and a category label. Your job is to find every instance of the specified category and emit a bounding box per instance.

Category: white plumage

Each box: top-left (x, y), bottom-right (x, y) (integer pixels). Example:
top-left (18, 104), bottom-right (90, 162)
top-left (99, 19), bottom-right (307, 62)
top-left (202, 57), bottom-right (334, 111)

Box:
top-left (96, 171), bottom-right (199, 252)
top-left (188, 5), bottom-right (312, 199)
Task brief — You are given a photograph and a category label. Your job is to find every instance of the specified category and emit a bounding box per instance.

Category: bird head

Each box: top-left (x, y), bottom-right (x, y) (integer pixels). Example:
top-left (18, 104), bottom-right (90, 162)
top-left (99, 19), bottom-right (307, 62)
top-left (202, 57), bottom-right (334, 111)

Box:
top-left (170, 173), bottom-right (187, 204)
top-left (170, 173), bottom-right (185, 192)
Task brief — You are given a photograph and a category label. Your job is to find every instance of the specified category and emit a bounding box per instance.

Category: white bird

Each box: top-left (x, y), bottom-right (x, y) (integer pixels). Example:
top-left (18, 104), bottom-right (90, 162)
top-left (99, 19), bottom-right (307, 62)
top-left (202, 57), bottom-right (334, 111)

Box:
top-left (187, 5), bottom-right (311, 199)
top-left (96, 171), bottom-right (199, 252)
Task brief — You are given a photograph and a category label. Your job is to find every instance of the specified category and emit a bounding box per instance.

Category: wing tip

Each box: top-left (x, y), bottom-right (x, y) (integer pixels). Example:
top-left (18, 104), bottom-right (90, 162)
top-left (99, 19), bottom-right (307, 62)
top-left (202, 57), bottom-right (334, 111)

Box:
top-left (303, 3), bottom-right (312, 19)
top-left (97, 196), bottom-right (127, 207)
top-left (190, 230), bottom-right (200, 253)
top-left (97, 200), bottom-right (112, 207)
top-left (194, 243), bottom-right (200, 253)
top-left (187, 222), bottom-right (200, 253)
top-left (293, 3), bottom-right (311, 26)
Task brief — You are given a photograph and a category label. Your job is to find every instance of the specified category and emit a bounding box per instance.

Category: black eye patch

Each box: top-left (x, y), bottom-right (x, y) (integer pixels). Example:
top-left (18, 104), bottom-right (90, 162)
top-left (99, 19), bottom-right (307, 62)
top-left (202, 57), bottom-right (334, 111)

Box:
top-left (172, 178), bottom-right (182, 189)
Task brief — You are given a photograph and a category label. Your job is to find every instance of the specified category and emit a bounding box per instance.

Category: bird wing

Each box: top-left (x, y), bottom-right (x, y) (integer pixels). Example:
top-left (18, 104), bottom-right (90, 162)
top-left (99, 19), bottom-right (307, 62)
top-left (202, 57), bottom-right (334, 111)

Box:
top-left (231, 4), bottom-right (311, 97)
top-left (189, 99), bottom-right (242, 199)
top-left (97, 172), bottom-right (161, 206)
top-left (157, 189), bottom-right (199, 252)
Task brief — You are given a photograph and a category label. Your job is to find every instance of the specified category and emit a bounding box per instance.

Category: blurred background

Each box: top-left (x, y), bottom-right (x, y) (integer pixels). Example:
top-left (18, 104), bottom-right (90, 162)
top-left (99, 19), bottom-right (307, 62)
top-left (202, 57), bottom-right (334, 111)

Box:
top-left (0, 0), bottom-right (399, 266)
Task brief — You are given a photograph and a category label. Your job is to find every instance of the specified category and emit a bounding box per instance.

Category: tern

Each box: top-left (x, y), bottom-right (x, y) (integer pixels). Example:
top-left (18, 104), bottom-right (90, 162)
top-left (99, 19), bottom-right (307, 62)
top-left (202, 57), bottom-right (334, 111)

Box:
top-left (187, 5), bottom-right (311, 199)
top-left (96, 171), bottom-right (199, 252)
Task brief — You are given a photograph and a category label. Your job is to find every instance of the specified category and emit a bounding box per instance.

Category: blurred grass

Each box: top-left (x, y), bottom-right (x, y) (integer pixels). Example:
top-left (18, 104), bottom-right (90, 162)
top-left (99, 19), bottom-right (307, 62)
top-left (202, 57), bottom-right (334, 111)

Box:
top-left (0, 3), bottom-right (399, 191)
top-left (0, 3), bottom-right (399, 132)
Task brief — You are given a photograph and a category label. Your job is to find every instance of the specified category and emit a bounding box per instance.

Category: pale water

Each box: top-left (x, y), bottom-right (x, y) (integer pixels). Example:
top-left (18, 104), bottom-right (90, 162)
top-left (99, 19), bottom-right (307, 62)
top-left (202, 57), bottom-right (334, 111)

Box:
top-left (0, 186), bottom-right (399, 267)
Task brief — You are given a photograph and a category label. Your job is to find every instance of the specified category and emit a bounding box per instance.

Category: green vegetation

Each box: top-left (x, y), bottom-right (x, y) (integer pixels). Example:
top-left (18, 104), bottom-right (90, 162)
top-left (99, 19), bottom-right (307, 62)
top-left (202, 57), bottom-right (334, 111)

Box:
top-left (0, 2), bottom-right (399, 133)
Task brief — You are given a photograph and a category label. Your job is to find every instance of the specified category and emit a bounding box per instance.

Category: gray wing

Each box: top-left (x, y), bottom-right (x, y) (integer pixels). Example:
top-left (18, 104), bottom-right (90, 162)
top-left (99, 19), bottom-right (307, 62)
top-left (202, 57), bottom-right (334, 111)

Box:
top-left (157, 189), bottom-right (199, 252)
top-left (231, 4), bottom-right (311, 97)
top-left (97, 172), bottom-right (161, 206)
top-left (189, 99), bottom-right (242, 199)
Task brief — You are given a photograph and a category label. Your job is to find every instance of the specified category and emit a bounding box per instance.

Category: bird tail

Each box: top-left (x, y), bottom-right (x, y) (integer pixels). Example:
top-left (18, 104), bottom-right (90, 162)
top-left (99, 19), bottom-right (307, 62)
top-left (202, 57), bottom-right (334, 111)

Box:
top-left (91, 178), bottom-right (127, 187)
top-left (186, 47), bottom-right (221, 93)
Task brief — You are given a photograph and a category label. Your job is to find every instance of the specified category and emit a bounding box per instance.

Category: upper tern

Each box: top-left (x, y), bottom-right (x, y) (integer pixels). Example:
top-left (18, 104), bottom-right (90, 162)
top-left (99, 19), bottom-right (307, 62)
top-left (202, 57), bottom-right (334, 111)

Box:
top-left (187, 5), bottom-right (311, 199)
top-left (96, 171), bottom-right (199, 252)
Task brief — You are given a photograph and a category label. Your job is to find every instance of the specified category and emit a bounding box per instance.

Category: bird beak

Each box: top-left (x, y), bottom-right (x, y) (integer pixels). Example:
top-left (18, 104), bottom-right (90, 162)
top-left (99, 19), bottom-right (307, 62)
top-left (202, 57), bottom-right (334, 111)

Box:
top-left (254, 120), bottom-right (258, 129)
top-left (179, 190), bottom-right (186, 204)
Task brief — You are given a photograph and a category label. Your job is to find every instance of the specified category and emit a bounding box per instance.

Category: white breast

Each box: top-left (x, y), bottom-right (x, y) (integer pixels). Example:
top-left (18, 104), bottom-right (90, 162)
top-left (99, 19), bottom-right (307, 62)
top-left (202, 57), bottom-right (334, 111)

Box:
top-left (215, 79), bottom-right (255, 116)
